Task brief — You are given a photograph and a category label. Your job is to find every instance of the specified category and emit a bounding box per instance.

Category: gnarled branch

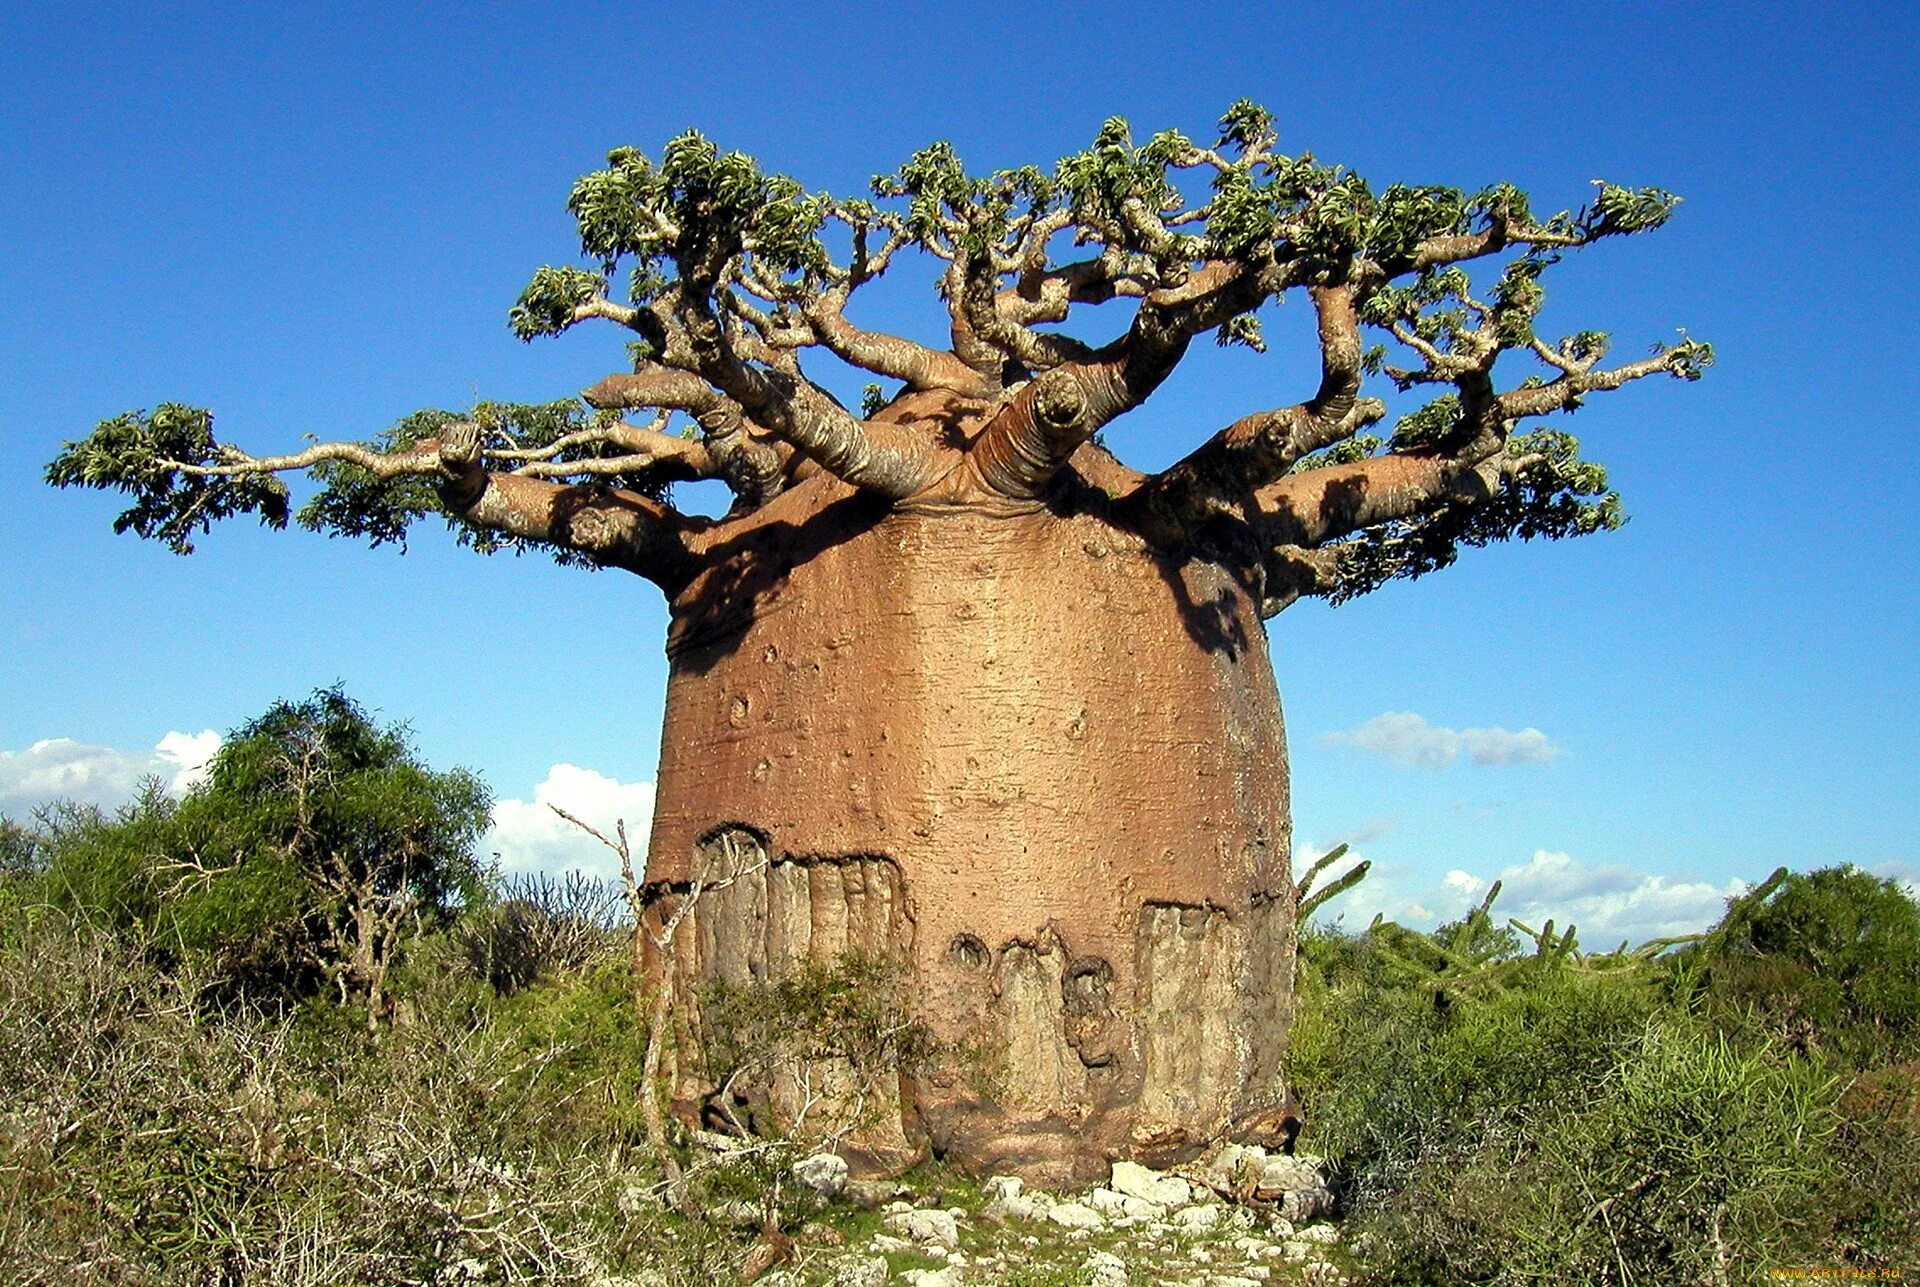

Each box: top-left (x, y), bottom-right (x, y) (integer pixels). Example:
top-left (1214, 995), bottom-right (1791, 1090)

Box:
top-left (1125, 283), bottom-right (1376, 534)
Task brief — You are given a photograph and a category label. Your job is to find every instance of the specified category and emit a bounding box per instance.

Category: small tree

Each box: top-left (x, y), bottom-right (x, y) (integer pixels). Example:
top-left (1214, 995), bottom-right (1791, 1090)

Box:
top-left (39, 689), bottom-right (491, 1018)
top-left (1686, 865), bottom-right (1920, 1064)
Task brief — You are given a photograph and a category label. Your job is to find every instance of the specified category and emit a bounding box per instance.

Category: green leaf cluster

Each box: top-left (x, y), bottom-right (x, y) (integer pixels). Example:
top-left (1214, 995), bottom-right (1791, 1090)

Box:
top-left (1314, 429), bottom-right (1625, 603)
top-left (44, 404), bottom-right (290, 554)
top-left (52, 399), bottom-right (666, 568)
top-left (560, 132), bottom-right (833, 301)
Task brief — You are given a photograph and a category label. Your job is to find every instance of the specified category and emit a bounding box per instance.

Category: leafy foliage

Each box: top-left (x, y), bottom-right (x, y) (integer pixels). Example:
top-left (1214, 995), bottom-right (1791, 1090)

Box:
top-left (1677, 865), bottom-right (1920, 1064)
top-left (50, 103), bottom-right (1706, 611)
top-left (36, 688), bottom-right (490, 1011)
top-left (698, 952), bottom-right (939, 1146)
top-left (44, 404), bottom-right (291, 553)
top-left (49, 400), bottom-right (668, 568)
top-left (1292, 865), bottom-right (1920, 1283)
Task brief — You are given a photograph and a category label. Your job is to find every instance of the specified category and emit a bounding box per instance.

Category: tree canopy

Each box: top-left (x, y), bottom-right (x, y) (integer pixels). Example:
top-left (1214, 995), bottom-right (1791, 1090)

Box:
top-left (28, 688), bottom-right (490, 1011)
top-left (49, 102), bottom-right (1709, 615)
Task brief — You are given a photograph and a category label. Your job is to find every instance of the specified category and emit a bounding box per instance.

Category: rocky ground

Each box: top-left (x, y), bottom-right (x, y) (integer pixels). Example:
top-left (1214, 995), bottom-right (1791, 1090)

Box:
top-left (704, 1143), bottom-right (1356, 1286)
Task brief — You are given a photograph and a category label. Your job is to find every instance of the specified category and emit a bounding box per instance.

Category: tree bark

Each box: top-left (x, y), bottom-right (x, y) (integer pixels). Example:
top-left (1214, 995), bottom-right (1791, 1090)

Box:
top-left (636, 393), bottom-right (1298, 1184)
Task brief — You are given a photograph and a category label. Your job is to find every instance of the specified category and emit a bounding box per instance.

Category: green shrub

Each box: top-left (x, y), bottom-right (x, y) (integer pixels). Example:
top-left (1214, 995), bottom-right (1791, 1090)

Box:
top-left (1681, 865), bottom-right (1920, 1065)
top-left (34, 689), bottom-right (491, 1016)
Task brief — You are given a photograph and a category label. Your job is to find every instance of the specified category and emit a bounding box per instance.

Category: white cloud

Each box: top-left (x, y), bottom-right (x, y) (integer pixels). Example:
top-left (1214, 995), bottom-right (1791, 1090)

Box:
top-left (0, 730), bottom-right (224, 814)
top-left (1871, 859), bottom-right (1920, 902)
top-left (1322, 711), bottom-right (1561, 770)
top-left (1486, 849), bottom-right (1742, 947)
top-left (485, 764), bottom-right (657, 880)
top-left (1298, 839), bottom-right (1748, 947)
top-left (155, 731), bottom-right (222, 793)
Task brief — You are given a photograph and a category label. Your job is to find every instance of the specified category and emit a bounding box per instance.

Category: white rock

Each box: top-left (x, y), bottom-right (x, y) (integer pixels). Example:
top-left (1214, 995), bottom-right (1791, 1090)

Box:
top-left (1200, 1142), bottom-right (1264, 1189)
top-left (1296, 1223), bottom-right (1341, 1245)
top-left (1282, 1240), bottom-right (1316, 1259)
top-left (1277, 1187), bottom-right (1336, 1222)
top-left (1089, 1187), bottom-right (1165, 1220)
top-left (1046, 1201), bottom-right (1106, 1230)
top-left (901, 1270), bottom-right (956, 1287)
top-left (883, 1199), bottom-right (914, 1214)
top-left (983, 1174), bottom-right (1024, 1204)
top-left (1175, 1204), bottom-right (1223, 1233)
top-left (884, 1208), bottom-right (960, 1249)
top-left (1111, 1159), bottom-right (1194, 1208)
top-left (1086, 1249), bottom-right (1130, 1287)
top-left (708, 1200), bottom-right (760, 1228)
top-left (1210, 1277), bottom-right (1262, 1287)
top-left (871, 1234), bottom-right (915, 1254)
top-left (790, 1152), bottom-right (849, 1199)
top-left (1254, 1156), bottom-right (1323, 1196)
top-left (829, 1257), bottom-right (889, 1287)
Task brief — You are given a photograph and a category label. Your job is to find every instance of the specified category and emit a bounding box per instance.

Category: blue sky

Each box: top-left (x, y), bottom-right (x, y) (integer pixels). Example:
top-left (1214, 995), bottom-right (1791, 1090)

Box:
top-left (3, 0), bottom-right (1915, 942)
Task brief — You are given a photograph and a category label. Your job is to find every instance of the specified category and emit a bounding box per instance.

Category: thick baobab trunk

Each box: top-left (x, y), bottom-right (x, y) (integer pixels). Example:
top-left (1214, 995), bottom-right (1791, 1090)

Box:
top-left (640, 423), bottom-right (1297, 1185)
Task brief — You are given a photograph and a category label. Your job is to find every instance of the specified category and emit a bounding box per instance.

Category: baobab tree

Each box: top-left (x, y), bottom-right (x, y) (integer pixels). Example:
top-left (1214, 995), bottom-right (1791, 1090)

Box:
top-left (50, 103), bottom-right (1709, 1181)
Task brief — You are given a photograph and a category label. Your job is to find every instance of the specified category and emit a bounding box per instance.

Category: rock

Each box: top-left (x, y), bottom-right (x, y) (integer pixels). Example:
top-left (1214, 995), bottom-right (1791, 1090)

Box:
top-left (799, 1221), bottom-right (845, 1246)
top-left (871, 1234), bottom-right (915, 1254)
top-left (708, 1200), bottom-right (760, 1229)
top-left (829, 1258), bottom-right (888, 1287)
top-left (1195, 1141), bottom-right (1264, 1194)
top-left (1045, 1200), bottom-right (1106, 1230)
top-left (791, 1152), bottom-right (849, 1200)
top-left (1112, 1159), bottom-right (1194, 1208)
top-left (1086, 1250), bottom-right (1130, 1287)
top-left (1089, 1187), bottom-right (1165, 1220)
top-left (1175, 1204), bottom-right (1223, 1233)
top-left (1282, 1240), bottom-right (1316, 1259)
top-left (840, 1179), bottom-right (899, 1209)
top-left (901, 1270), bottom-right (957, 1287)
top-left (1296, 1223), bottom-right (1341, 1245)
top-left (1276, 1187), bottom-right (1335, 1222)
top-left (1252, 1155), bottom-right (1322, 1197)
top-left (1267, 1218), bottom-right (1295, 1239)
top-left (984, 1176), bottom-right (1046, 1221)
top-left (1233, 1235), bottom-right (1277, 1258)
top-left (1210, 1277), bottom-right (1262, 1287)
top-left (884, 1207), bottom-right (961, 1249)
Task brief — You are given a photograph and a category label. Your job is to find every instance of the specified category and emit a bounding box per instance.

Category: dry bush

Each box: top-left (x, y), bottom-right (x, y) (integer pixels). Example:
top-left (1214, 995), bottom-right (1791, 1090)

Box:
top-left (0, 910), bottom-right (641, 1285)
top-left (461, 870), bottom-right (625, 995)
